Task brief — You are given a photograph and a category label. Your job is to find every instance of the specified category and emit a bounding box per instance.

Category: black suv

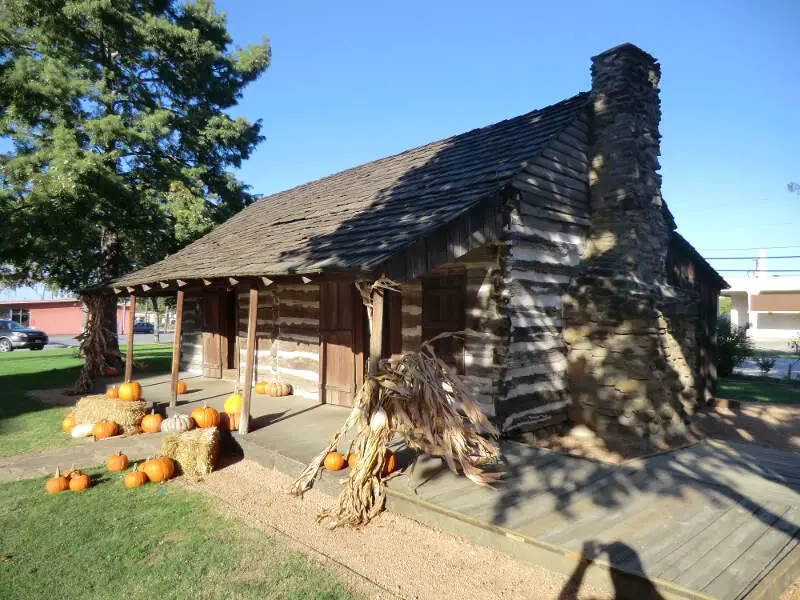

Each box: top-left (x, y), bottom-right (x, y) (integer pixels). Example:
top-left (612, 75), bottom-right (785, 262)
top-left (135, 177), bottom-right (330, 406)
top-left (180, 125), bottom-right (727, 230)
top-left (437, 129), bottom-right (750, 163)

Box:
top-left (0, 320), bottom-right (48, 352)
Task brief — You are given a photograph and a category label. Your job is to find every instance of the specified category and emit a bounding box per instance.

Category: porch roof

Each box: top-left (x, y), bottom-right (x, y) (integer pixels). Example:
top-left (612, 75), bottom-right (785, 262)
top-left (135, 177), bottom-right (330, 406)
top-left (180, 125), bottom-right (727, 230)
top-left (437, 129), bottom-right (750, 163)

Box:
top-left (115, 93), bottom-right (590, 288)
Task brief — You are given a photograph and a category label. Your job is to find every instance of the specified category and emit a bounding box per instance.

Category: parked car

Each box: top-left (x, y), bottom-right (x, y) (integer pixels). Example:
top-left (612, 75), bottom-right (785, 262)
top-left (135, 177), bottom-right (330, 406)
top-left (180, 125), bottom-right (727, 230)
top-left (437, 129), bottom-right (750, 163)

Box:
top-left (0, 320), bottom-right (48, 352)
top-left (132, 320), bottom-right (154, 334)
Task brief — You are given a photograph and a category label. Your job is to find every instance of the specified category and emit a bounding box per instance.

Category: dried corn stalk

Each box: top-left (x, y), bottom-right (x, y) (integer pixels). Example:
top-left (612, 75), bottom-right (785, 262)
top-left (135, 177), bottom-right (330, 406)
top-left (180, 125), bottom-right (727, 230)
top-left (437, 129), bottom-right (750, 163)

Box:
top-left (293, 334), bottom-right (502, 528)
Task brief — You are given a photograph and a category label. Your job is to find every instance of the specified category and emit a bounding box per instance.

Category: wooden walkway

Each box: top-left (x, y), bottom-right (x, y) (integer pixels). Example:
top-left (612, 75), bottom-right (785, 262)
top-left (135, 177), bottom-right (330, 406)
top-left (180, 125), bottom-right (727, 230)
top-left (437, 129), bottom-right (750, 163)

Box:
top-left (134, 373), bottom-right (800, 599)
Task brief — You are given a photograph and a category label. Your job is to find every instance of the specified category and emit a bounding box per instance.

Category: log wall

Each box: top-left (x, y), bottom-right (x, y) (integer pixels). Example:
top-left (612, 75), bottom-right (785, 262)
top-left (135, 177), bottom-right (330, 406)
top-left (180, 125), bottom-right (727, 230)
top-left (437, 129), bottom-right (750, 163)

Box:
top-left (237, 284), bottom-right (321, 401)
top-left (498, 112), bottom-right (591, 433)
top-left (180, 295), bottom-right (204, 374)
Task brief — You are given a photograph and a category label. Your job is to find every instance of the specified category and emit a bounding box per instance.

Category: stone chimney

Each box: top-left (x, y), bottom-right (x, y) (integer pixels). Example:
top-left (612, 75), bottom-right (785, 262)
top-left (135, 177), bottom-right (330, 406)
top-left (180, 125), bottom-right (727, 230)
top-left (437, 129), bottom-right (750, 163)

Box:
top-left (563, 44), bottom-right (698, 440)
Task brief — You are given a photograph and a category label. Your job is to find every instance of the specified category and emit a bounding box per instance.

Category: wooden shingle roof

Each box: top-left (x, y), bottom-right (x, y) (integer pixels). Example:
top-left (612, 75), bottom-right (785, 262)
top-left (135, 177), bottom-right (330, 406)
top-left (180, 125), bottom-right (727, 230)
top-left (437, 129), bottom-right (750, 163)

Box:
top-left (116, 92), bottom-right (590, 286)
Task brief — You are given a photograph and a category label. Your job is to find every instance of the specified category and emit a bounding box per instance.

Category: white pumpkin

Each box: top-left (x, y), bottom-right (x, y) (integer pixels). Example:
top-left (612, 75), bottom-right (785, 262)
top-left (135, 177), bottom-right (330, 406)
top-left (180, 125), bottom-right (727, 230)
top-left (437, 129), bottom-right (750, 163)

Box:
top-left (161, 413), bottom-right (195, 433)
top-left (70, 423), bottom-right (95, 438)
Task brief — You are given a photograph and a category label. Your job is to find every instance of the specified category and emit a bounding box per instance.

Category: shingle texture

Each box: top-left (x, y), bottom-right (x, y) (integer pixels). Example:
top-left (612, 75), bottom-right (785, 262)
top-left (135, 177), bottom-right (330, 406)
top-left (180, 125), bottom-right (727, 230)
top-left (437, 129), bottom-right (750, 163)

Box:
top-left (116, 93), bottom-right (590, 286)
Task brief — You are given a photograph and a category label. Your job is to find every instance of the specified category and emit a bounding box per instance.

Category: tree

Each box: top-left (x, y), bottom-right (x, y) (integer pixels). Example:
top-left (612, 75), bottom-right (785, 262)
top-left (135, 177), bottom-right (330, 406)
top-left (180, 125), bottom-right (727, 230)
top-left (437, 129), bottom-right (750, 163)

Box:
top-left (0, 0), bottom-right (269, 366)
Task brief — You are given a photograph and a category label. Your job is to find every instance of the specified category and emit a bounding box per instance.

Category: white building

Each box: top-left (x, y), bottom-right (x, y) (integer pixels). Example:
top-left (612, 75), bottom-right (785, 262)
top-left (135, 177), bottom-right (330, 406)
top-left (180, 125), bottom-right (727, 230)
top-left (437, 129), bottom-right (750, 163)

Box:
top-left (724, 252), bottom-right (800, 346)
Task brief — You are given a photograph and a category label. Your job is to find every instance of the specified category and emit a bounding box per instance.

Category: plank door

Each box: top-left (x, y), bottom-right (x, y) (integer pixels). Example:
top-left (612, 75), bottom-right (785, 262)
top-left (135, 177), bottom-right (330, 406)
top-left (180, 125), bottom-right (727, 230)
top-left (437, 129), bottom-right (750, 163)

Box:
top-left (320, 282), bottom-right (364, 407)
top-left (422, 272), bottom-right (466, 373)
top-left (202, 294), bottom-right (223, 378)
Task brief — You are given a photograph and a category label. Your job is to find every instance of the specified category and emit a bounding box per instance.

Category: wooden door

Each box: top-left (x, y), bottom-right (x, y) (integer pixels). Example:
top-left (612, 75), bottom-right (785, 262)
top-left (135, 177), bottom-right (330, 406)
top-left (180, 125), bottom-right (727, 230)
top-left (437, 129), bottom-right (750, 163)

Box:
top-left (220, 291), bottom-right (239, 379)
top-left (320, 282), bottom-right (364, 406)
top-left (422, 273), bottom-right (466, 373)
top-left (202, 294), bottom-right (223, 378)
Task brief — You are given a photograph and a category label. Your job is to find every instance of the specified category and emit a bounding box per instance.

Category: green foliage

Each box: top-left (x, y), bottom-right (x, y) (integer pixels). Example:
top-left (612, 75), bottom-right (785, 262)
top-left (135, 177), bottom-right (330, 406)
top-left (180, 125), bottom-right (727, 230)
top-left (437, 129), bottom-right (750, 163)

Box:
top-left (0, 470), bottom-right (359, 600)
top-left (716, 315), bottom-right (754, 378)
top-left (754, 353), bottom-right (777, 376)
top-left (0, 0), bottom-right (270, 290)
top-left (718, 296), bottom-right (732, 316)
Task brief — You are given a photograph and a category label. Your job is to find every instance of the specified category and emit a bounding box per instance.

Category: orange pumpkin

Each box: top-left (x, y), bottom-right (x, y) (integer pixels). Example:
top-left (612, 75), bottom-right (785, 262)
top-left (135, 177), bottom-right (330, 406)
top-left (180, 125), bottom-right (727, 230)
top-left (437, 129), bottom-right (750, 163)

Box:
top-left (69, 473), bottom-right (91, 491)
top-left (190, 404), bottom-right (220, 428)
top-left (383, 450), bottom-right (396, 476)
top-left (91, 421), bottom-right (118, 439)
top-left (176, 381), bottom-right (188, 395)
top-left (106, 386), bottom-right (119, 399)
top-left (106, 452), bottom-right (129, 472)
top-left (45, 467), bottom-right (70, 493)
top-left (118, 381), bottom-right (142, 402)
top-left (105, 366), bottom-right (118, 377)
top-left (254, 381), bottom-right (267, 395)
top-left (324, 451), bottom-right (346, 471)
top-left (220, 411), bottom-right (240, 432)
top-left (124, 467), bottom-right (148, 488)
top-left (61, 412), bottom-right (76, 434)
top-left (347, 453), bottom-right (358, 469)
top-left (141, 409), bottom-right (163, 433)
top-left (141, 456), bottom-right (175, 482)
top-left (64, 465), bottom-right (82, 480)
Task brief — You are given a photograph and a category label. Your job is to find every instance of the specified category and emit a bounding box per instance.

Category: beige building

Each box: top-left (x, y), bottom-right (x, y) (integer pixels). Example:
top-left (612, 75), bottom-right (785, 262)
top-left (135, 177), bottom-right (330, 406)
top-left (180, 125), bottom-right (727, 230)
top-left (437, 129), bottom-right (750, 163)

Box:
top-left (725, 274), bottom-right (800, 346)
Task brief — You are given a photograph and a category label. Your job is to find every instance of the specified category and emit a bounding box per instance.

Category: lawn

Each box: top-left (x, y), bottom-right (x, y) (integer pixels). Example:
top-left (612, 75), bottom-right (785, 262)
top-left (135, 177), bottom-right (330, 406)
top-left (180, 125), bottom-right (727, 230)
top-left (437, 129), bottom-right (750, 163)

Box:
top-left (0, 345), bottom-right (172, 458)
top-left (717, 375), bottom-right (800, 405)
top-left (0, 468), bottom-right (358, 600)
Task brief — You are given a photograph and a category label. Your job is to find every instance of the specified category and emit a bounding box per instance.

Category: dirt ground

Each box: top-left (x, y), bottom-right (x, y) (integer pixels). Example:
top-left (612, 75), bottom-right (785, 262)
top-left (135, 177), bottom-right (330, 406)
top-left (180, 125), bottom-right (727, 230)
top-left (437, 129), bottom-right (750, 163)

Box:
top-left (184, 459), bottom-right (610, 600)
top-left (523, 401), bottom-right (800, 465)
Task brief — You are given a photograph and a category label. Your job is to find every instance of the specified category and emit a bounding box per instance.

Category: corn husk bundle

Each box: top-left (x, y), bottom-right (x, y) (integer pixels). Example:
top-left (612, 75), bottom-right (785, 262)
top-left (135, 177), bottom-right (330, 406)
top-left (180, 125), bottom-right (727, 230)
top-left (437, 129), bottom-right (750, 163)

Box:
top-left (73, 394), bottom-right (146, 435)
top-left (293, 334), bottom-right (502, 528)
top-left (161, 426), bottom-right (219, 479)
top-left (74, 294), bottom-right (120, 394)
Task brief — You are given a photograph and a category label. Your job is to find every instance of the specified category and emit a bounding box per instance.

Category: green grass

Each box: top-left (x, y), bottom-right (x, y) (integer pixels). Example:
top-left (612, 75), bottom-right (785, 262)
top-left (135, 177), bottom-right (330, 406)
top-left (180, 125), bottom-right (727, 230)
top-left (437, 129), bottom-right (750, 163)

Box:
top-left (718, 375), bottom-right (800, 405)
top-left (0, 469), bottom-right (358, 600)
top-left (0, 345), bottom-right (172, 458)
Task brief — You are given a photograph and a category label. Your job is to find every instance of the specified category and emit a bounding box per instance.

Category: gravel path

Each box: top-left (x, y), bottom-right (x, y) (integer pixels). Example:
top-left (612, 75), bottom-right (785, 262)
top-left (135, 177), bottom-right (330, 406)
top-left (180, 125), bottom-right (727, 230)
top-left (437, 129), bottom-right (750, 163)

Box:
top-left (185, 459), bottom-right (608, 600)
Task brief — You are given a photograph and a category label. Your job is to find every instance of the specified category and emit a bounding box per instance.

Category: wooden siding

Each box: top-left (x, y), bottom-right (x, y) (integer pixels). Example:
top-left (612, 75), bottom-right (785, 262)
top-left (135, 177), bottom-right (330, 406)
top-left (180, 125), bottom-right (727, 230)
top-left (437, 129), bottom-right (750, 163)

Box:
top-left (499, 113), bottom-right (591, 433)
top-left (180, 295), bottom-right (204, 374)
top-left (237, 284), bottom-right (321, 401)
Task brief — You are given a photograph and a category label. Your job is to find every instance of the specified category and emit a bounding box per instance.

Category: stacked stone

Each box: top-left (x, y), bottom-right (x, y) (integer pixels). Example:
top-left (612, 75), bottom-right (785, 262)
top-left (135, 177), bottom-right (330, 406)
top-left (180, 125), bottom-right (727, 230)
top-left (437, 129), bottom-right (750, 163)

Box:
top-left (563, 44), bottom-right (700, 441)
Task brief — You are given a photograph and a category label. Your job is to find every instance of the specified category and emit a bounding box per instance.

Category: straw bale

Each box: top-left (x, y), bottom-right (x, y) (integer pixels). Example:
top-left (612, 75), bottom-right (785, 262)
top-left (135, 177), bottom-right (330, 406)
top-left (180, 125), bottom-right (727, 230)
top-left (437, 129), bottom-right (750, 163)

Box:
top-left (73, 394), bottom-right (146, 435)
top-left (161, 426), bottom-right (219, 479)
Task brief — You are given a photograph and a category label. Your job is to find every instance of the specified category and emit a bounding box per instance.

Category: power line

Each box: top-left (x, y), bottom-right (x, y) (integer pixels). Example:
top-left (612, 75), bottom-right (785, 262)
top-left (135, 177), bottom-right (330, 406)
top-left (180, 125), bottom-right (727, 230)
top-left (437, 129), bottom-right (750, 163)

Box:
top-left (698, 245), bottom-right (800, 251)
top-left (714, 269), bottom-right (800, 272)
top-left (706, 255), bottom-right (800, 260)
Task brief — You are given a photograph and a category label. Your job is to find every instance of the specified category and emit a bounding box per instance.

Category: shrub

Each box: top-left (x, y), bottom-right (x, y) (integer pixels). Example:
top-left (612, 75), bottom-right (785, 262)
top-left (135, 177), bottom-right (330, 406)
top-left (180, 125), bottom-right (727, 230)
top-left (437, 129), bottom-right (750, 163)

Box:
top-left (716, 315), bottom-right (754, 377)
top-left (754, 353), bottom-right (777, 376)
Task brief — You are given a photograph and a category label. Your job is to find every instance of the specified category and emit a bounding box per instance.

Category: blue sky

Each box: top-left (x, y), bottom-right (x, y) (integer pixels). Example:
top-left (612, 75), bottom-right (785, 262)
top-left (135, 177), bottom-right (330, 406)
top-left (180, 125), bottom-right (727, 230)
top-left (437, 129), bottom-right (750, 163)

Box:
top-left (3, 0), bottom-right (799, 299)
top-left (222, 0), bottom-right (799, 276)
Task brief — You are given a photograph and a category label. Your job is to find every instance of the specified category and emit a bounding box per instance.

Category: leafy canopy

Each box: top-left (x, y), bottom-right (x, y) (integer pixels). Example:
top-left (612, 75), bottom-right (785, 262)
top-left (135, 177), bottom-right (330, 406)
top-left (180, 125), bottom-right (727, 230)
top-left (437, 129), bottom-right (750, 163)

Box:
top-left (0, 0), bottom-right (270, 290)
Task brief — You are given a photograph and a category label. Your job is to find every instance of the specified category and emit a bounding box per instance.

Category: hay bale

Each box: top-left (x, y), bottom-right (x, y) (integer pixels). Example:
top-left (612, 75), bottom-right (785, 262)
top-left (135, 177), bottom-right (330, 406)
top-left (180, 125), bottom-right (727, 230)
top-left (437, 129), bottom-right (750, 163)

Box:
top-left (161, 427), bottom-right (219, 478)
top-left (73, 394), bottom-right (146, 435)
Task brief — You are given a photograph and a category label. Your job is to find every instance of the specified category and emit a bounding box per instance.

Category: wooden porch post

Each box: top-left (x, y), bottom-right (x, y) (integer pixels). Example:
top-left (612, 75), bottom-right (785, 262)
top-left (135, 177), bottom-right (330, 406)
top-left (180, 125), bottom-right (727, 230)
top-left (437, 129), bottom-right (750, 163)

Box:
top-left (367, 288), bottom-right (385, 376)
top-left (238, 285), bottom-right (259, 434)
top-left (124, 294), bottom-right (136, 381)
top-left (169, 290), bottom-right (184, 407)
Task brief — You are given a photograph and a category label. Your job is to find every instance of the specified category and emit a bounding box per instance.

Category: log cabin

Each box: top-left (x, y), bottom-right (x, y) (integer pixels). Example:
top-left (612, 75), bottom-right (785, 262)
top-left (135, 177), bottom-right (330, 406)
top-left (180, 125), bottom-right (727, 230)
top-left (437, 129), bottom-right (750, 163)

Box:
top-left (112, 43), bottom-right (726, 438)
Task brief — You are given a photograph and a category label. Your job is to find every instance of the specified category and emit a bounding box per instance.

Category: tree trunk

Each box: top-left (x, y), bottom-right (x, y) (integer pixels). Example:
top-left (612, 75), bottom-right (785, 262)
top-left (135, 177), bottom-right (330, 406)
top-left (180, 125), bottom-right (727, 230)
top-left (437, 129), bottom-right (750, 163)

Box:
top-left (99, 229), bottom-right (123, 368)
top-left (152, 297), bottom-right (161, 344)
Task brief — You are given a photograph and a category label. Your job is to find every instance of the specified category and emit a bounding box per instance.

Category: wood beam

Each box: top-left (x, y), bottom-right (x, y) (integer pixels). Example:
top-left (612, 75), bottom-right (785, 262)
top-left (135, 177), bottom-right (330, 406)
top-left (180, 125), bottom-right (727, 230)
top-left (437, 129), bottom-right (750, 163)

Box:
top-left (124, 294), bottom-right (136, 381)
top-left (228, 277), bottom-right (239, 286)
top-left (301, 276), bottom-right (312, 284)
top-left (169, 290), bottom-right (184, 407)
top-left (368, 288), bottom-right (385, 375)
top-left (260, 277), bottom-right (273, 287)
top-left (159, 281), bottom-right (170, 289)
top-left (239, 285), bottom-right (259, 434)
top-left (176, 279), bottom-right (188, 287)
top-left (202, 279), bottom-right (213, 286)
top-left (141, 284), bottom-right (151, 292)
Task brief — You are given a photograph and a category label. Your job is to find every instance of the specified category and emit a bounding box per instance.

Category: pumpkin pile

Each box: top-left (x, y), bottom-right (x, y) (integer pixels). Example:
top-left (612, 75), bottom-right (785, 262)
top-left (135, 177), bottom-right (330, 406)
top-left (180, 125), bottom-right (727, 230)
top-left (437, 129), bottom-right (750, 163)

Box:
top-left (122, 456), bottom-right (177, 488)
top-left (45, 466), bottom-right (91, 493)
top-left (324, 449), bottom-right (396, 476)
top-left (255, 381), bottom-right (292, 397)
